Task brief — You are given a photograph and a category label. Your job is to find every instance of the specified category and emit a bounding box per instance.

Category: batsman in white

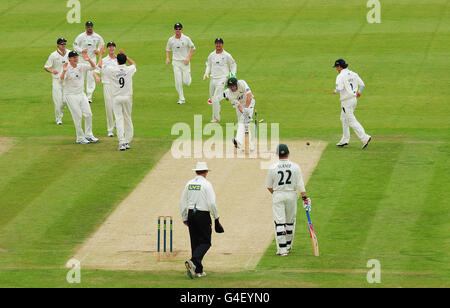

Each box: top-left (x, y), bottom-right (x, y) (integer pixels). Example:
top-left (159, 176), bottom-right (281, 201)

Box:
top-left (94, 41), bottom-right (118, 137)
top-left (99, 48), bottom-right (137, 151)
top-left (165, 23), bottom-right (195, 105)
top-left (266, 144), bottom-right (311, 256)
top-left (333, 59), bottom-right (372, 149)
top-left (203, 37), bottom-right (237, 123)
top-left (73, 21), bottom-right (105, 103)
top-left (223, 77), bottom-right (255, 151)
top-left (44, 38), bottom-right (70, 125)
top-left (60, 51), bottom-right (99, 144)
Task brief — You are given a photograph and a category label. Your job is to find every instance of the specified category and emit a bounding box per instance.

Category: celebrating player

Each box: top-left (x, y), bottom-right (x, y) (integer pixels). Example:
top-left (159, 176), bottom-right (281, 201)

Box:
top-left (203, 38), bottom-right (237, 123)
top-left (265, 144), bottom-right (311, 256)
top-left (44, 38), bottom-right (70, 125)
top-left (165, 23), bottom-right (195, 105)
top-left (333, 59), bottom-right (372, 149)
top-left (60, 51), bottom-right (99, 144)
top-left (73, 21), bottom-right (105, 104)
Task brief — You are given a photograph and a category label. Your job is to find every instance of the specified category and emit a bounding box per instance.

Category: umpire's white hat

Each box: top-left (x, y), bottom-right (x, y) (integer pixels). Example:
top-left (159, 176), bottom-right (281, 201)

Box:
top-left (192, 162), bottom-right (209, 171)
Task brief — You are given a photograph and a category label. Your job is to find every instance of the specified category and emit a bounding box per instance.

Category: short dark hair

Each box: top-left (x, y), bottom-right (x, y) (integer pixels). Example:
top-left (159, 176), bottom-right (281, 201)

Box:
top-left (117, 53), bottom-right (127, 65)
top-left (195, 170), bottom-right (208, 175)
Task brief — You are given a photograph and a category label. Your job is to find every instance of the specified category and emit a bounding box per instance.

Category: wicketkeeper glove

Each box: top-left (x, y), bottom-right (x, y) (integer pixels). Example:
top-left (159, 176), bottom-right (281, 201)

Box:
top-left (302, 196), bottom-right (311, 212)
top-left (214, 218), bottom-right (224, 233)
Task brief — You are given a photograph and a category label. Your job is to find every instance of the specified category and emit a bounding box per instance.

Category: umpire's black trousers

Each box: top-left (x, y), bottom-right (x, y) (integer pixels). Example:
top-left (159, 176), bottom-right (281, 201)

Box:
top-left (187, 209), bottom-right (212, 273)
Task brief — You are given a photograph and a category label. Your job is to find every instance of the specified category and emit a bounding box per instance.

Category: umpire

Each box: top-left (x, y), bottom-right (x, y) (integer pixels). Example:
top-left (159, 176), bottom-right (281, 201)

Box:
top-left (180, 162), bottom-right (224, 279)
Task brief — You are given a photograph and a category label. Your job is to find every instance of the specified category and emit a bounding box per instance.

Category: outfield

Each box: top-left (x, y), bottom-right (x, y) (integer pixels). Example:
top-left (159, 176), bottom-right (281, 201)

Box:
top-left (0, 0), bottom-right (448, 288)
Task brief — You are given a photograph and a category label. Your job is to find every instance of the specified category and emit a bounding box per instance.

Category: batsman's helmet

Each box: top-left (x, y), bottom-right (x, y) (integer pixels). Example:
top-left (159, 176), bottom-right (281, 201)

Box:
top-left (227, 77), bottom-right (238, 88)
top-left (276, 144), bottom-right (290, 157)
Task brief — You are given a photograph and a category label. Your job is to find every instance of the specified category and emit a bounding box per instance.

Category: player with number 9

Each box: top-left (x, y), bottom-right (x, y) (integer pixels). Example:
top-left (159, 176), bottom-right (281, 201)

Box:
top-left (265, 144), bottom-right (311, 256)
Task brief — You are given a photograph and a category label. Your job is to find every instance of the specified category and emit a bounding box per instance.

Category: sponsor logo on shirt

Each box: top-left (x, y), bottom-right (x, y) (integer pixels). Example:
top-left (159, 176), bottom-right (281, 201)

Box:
top-left (188, 184), bottom-right (201, 191)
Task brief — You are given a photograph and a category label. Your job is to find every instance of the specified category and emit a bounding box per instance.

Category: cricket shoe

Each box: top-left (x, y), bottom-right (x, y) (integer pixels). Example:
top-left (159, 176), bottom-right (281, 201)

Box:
top-left (86, 137), bottom-right (99, 143)
top-left (88, 100), bottom-right (92, 104)
top-left (125, 143), bottom-right (131, 150)
top-left (210, 118), bottom-right (219, 123)
top-left (362, 136), bottom-right (372, 150)
top-left (76, 139), bottom-right (90, 144)
top-left (108, 133), bottom-right (114, 137)
top-left (207, 99), bottom-right (212, 105)
top-left (185, 260), bottom-right (196, 279)
top-left (336, 142), bottom-right (348, 147)
top-left (195, 272), bottom-right (207, 278)
top-left (177, 99), bottom-right (186, 104)
top-left (118, 144), bottom-right (126, 151)
top-left (56, 120), bottom-right (62, 125)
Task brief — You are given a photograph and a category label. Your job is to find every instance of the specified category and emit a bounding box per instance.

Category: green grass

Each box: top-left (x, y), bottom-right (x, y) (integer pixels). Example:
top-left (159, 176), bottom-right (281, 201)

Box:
top-left (0, 0), bottom-right (449, 287)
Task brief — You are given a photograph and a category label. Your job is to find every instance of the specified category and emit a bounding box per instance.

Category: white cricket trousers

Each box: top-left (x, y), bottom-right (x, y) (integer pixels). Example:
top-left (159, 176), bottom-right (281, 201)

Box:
top-left (172, 60), bottom-right (191, 101)
top-left (113, 95), bottom-right (134, 145)
top-left (340, 98), bottom-right (370, 144)
top-left (80, 60), bottom-right (96, 101)
top-left (272, 191), bottom-right (298, 255)
top-left (235, 99), bottom-right (255, 150)
top-left (52, 79), bottom-right (66, 122)
top-left (64, 93), bottom-right (94, 142)
top-left (209, 77), bottom-right (226, 121)
top-left (103, 84), bottom-right (115, 135)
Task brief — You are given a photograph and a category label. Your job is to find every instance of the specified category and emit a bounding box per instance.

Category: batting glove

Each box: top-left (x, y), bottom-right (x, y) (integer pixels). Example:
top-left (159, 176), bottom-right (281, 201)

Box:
top-left (302, 196), bottom-right (311, 212)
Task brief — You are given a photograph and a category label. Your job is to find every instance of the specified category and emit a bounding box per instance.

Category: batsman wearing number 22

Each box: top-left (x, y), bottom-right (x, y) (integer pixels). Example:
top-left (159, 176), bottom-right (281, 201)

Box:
top-left (266, 144), bottom-right (311, 256)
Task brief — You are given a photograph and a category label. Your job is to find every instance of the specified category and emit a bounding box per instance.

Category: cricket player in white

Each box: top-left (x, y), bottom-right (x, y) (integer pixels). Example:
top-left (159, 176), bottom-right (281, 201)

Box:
top-left (94, 42), bottom-right (117, 137)
top-left (165, 23), bottom-right (195, 104)
top-left (100, 49), bottom-right (137, 151)
top-left (44, 38), bottom-right (70, 125)
top-left (60, 51), bottom-right (99, 144)
top-left (203, 38), bottom-right (237, 123)
top-left (333, 59), bottom-right (372, 149)
top-left (223, 77), bottom-right (255, 151)
top-left (266, 144), bottom-right (311, 256)
top-left (73, 21), bottom-right (105, 103)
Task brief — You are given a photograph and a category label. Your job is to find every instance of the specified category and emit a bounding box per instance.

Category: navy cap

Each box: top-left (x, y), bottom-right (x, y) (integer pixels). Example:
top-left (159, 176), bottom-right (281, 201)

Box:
top-left (215, 37), bottom-right (224, 44)
top-left (174, 22), bottom-right (183, 29)
top-left (106, 41), bottom-right (116, 47)
top-left (333, 59), bottom-right (347, 68)
top-left (85, 21), bottom-right (94, 28)
top-left (57, 37), bottom-right (67, 45)
top-left (276, 144), bottom-right (290, 156)
top-left (68, 51), bottom-right (78, 58)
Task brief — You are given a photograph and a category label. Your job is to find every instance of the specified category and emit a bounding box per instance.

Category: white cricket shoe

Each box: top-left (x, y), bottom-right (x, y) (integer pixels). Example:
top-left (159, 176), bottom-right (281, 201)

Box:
top-left (118, 144), bottom-right (126, 151)
top-left (108, 133), bottom-right (114, 137)
top-left (86, 137), bottom-right (99, 143)
top-left (56, 120), bottom-right (62, 125)
top-left (76, 139), bottom-right (90, 144)
top-left (177, 99), bottom-right (186, 104)
top-left (196, 272), bottom-right (207, 278)
top-left (125, 143), bottom-right (130, 149)
top-left (185, 260), bottom-right (196, 279)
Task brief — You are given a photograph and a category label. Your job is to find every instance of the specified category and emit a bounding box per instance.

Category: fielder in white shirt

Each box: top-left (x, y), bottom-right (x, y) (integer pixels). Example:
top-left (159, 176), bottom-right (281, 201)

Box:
top-left (60, 51), bottom-right (99, 144)
top-left (223, 77), bottom-right (255, 151)
top-left (333, 59), bottom-right (372, 149)
top-left (73, 21), bottom-right (105, 103)
top-left (165, 23), bottom-right (195, 105)
top-left (99, 49), bottom-right (137, 151)
top-left (203, 38), bottom-right (237, 123)
top-left (266, 144), bottom-right (311, 256)
top-left (94, 41), bottom-right (118, 137)
top-left (44, 38), bottom-right (70, 125)
top-left (180, 162), bottom-right (223, 279)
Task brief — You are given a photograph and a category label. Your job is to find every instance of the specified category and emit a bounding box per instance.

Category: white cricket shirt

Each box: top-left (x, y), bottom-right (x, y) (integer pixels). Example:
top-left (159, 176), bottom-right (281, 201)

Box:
top-left (166, 34), bottom-right (196, 61)
top-left (180, 176), bottom-right (219, 221)
top-left (97, 55), bottom-right (118, 84)
top-left (205, 49), bottom-right (237, 79)
top-left (335, 68), bottom-right (365, 102)
top-left (44, 49), bottom-right (71, 79)
top-left (73, 32), bottom-right (105, 62)
top-left (102, 64), bottom-right (137, 96)
top-left (266, 159), bottom-right (306, 193)
top-left (63, 63), bottom-right (95, 95)
top-left (223, 80), bottom-right (253, 107)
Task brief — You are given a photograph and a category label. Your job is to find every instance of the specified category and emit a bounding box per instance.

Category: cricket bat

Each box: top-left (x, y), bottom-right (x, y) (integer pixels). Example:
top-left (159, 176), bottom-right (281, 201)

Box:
top-left (306, 211), bottom-right (319, 256)
top-left (244, 123), bottom-right (249, 154)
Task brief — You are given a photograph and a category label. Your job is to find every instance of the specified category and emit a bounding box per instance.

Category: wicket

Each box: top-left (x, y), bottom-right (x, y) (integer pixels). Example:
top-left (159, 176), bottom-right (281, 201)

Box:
top-left (157, 216), bottom-right (173, 261)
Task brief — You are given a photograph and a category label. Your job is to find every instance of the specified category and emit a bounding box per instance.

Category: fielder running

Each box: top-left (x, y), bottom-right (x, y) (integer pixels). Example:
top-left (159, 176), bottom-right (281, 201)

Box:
top-left (203, 38), bottom-right (237, 123)
top-left (223, 77), bottom-right (255, 151)
top-left (44, 37), bottom-right (70, 125)
top-left (99, 49), bottom-right (137, 151)
top-left (180, 162), bottom-right (224, 279)
top-left (165, 23), bottom-right (195, 105)
top-left (333, 59), bottom-right (372, 149)
top-left (266, 144), bottom-right (311, 256)
top-left (73, 21), bottom-right (105, 103)
top-left (94, 41), bottom-right (118, 137)
top-left (60, 50), bottom-right (99, 144)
